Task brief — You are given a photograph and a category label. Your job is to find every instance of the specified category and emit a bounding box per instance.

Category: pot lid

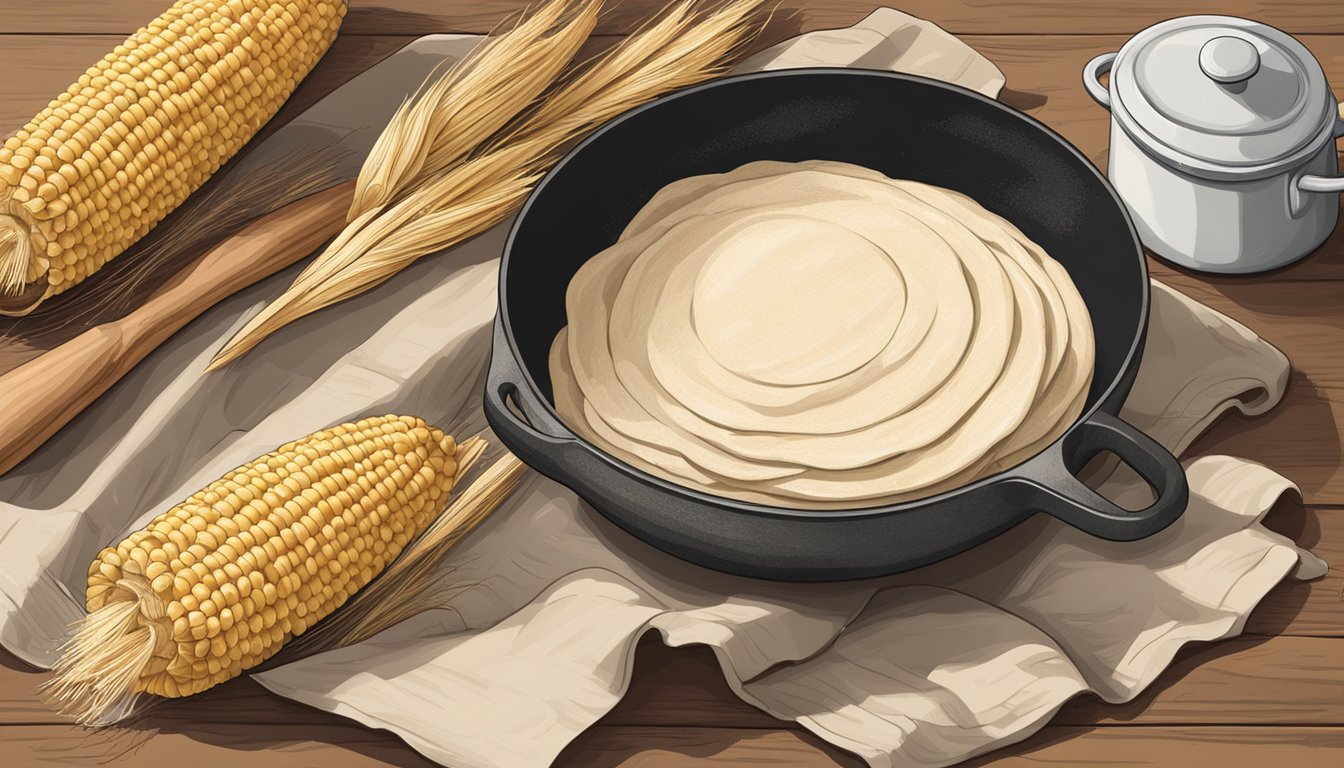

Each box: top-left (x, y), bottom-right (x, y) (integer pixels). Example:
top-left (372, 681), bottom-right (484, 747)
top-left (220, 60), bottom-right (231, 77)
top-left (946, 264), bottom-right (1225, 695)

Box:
top-left (1111, 16), bottom-right (1334, 171)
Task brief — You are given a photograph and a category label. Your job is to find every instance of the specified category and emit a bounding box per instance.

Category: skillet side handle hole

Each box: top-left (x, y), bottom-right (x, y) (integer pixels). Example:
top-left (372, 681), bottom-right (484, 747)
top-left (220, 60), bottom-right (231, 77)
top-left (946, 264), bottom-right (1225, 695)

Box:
top-left (1078, 449), bottom-right (1158, 512)
top-left (498, 382), bottom-right (531, 426)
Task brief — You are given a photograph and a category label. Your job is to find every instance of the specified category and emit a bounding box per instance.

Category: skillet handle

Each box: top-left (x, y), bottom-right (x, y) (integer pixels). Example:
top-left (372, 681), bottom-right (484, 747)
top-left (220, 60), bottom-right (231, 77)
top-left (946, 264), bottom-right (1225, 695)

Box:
top-left (483, 319), bottom-right (585, 478)
top-left (1014, 411), bottom-right (1188, 540)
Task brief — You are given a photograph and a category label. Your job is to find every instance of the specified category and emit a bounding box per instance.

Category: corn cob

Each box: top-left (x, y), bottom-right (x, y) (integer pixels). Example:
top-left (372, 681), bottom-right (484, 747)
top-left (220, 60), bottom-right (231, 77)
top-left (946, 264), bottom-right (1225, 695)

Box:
top-left (0, 0), bottom-right (347, 316)
top-left (47, 415), bottom-right (473, 725)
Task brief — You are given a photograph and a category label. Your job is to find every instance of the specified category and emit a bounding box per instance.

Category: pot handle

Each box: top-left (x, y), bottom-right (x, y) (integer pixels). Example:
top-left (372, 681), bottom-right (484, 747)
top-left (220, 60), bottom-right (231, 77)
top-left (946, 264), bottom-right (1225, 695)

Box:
top-left (1290, 113), bottom-right (1344, 192)
top-left (1294, 114), bottom-right (1344, 194)
top-left (1299, 174), bottom-right (1344, 194)
top-left (1013, 411), bottom-right (1188, 540)
top-left (1082, 52), bottom-right (1116, 110)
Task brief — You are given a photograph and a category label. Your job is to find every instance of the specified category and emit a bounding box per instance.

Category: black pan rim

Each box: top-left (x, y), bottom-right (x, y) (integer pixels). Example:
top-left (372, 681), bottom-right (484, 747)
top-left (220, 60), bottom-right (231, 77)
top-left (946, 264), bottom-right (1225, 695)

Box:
top-left (496, 66), bottom-right (1150, 521)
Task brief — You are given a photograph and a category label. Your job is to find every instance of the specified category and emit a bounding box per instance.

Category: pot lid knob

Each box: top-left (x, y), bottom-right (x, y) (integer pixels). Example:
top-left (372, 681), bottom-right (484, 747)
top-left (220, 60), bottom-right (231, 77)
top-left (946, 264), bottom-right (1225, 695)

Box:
top-left (1199, 36), bottom-right (1260, 91)
top-left (1111, 16), bottom-right (1334, 173)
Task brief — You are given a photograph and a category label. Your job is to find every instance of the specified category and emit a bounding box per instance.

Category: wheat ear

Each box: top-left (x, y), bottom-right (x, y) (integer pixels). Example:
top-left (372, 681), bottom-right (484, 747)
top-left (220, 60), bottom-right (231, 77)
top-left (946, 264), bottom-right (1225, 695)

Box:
top-left (350, 0), bottom-right (600, 220)
top-left (206, 0), bottom-right (768, 371)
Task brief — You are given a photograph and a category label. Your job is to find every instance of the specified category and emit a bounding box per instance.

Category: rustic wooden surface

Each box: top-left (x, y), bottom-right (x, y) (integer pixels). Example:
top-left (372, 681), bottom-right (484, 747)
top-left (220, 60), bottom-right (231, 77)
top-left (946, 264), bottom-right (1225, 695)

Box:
top-left (1, 1), bottom-right (1342, 766)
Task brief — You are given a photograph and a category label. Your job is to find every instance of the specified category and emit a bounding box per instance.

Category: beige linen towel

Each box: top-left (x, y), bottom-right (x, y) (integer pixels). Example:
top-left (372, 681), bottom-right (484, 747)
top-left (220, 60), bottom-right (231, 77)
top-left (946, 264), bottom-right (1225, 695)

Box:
top-left (732, 7), bottom-right (1006, 95)
top-left (0, 10), bottom-right (1323, 768)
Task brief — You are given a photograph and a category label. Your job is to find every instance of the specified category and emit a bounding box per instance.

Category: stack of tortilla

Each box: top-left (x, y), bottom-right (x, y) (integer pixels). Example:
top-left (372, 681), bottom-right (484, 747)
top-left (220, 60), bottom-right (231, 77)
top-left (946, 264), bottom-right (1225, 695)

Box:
top-left (549, 160), bottom-right (1094, 509)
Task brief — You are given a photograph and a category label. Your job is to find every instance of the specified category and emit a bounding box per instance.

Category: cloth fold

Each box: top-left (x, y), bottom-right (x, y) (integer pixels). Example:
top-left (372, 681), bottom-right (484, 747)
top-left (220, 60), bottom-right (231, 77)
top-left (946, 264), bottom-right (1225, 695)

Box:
top-left (246, 283), bottom-right (1315, 768)
top-left (0, 9), bottom-right (1323, 768)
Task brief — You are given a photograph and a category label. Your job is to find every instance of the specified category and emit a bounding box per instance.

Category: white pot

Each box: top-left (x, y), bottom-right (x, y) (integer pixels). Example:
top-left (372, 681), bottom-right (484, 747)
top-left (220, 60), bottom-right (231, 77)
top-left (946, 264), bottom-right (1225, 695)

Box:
top-left (1083, 16), bottom-right (1344, 274)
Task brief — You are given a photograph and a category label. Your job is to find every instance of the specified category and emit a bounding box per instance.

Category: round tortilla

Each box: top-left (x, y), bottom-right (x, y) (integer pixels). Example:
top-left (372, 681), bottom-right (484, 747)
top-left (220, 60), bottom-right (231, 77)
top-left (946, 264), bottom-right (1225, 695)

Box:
top-left (549, 160), bottom-right (1095, 508)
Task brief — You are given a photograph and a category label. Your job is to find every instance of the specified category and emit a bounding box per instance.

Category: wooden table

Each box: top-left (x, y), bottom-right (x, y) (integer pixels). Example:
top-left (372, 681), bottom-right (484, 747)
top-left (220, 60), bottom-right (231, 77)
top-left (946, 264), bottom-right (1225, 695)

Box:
top-left (2, 2), bottom-right (1342, 766)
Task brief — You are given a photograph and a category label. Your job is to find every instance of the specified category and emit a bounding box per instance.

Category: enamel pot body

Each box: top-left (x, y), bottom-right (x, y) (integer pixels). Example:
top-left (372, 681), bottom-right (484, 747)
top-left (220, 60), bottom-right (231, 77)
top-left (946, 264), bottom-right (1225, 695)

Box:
top-left (1103, 119), bottom-right (1342, 273)
top-left (486, 68), bottom-right (1189, 582)
top-left (1083, 16), bottom-right (1344, 274)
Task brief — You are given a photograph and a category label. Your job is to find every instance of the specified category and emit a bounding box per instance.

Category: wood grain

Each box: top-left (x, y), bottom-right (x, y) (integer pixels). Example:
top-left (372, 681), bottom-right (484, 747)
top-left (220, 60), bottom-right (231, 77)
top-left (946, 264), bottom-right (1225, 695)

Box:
top-left (1249, 505), bottom-right (1343, 637)
top-left (4, 720), bottom-right (1338, 768)
top-left (1153, 272), bottom-right (1344, 390)
top-left (557, 726), bottom-right (862, 767)
top-left (5, 1), bottom-right (1344, 36)
top-left (1056, 637), bottom-right (1344, 725)
top-left (1147, 276), bottom-right (1344, 502)
top-left (5, 636), bottom-right (1342, 729)
top-left (1, 2), bottom-right (1342, 766)
top-left (5, 33), bottom-right (1340, 277)
top-left (0, 656), bottom-right (342, 727)
top-left (964, 726), bottom-right (1344, 768)
top-left (560, 725), bottom-right (1344, 768)
top-left (0, 723), bottom-right (441, 767)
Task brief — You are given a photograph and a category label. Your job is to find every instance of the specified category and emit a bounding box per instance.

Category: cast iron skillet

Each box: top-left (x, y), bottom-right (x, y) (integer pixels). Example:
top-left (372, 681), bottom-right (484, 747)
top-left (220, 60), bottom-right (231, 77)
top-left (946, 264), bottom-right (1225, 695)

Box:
top-left (484, 69), bottom-right (1189, 581)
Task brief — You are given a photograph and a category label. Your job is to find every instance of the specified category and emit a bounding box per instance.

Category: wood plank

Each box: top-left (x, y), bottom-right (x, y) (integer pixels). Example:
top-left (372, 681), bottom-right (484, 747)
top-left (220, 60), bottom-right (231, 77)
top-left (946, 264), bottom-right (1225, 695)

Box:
top-left (0, 512), bottom-right (1336, 732)
top-left (1177, 368), bottom-right (1344, 504)
top-left (1144, 276), bottom-right (1344, 502)
top-left (5, 721), bottom-right (1340, 768)
top-left (1249, 504), bottom-right (1343, 636)
top-left (1055, 637), bottom-right (1344, 725)
top-left (5, 32), bottom-right (1341, 281)
top-left (0, 642), bottom-right (776, 728)
top-left (1153, 272), bottom-right (1344, 390)
top-left (6, 1), bottom-right (1344, 36)
top-left (5, 635), bottom-right (1342, 729)
top-left (0, 722), bottom-right (860, 767)
top-left (556, 725), bottom-right (860, 767)
top-left (0, 512), bottom-right (1331, 763)
top-left (966, 726), bottom-right (1344, 768)
top-left (0, 723), bottom-right (440, 767)
top-left (1, 9), bottom-right (1342, 768)
top-left (0, 649), bottom-right (349, 727)
top-left (561, 726), bottom-right (1344, 768)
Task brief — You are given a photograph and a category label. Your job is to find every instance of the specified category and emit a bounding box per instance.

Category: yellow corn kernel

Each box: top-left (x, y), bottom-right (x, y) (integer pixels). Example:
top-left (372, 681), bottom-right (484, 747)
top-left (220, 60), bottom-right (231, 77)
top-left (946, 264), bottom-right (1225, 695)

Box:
top-left (0, 0), bottom-right (346, 315)
top-left (50, 415), bottom-right (463, 724)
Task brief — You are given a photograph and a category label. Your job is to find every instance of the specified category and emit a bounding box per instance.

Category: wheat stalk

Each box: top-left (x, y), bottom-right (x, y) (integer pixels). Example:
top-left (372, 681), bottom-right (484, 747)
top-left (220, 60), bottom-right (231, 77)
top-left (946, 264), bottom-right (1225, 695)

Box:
top-left (349, 0), bottom-right (600, 220)
top-left (206, 0), bottom-right (768, 371)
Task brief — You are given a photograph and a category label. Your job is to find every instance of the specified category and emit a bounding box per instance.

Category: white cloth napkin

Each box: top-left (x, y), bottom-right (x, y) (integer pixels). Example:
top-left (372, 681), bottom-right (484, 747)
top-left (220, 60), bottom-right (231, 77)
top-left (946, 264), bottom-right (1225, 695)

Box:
top-left (0, 9), bottom-right (1324, 768)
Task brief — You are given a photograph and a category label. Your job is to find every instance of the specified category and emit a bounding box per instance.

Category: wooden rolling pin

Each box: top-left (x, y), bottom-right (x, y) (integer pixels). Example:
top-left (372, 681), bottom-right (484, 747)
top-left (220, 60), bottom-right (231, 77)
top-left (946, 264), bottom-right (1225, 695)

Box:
top-left (0, 181), bottom-right (354, 476)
